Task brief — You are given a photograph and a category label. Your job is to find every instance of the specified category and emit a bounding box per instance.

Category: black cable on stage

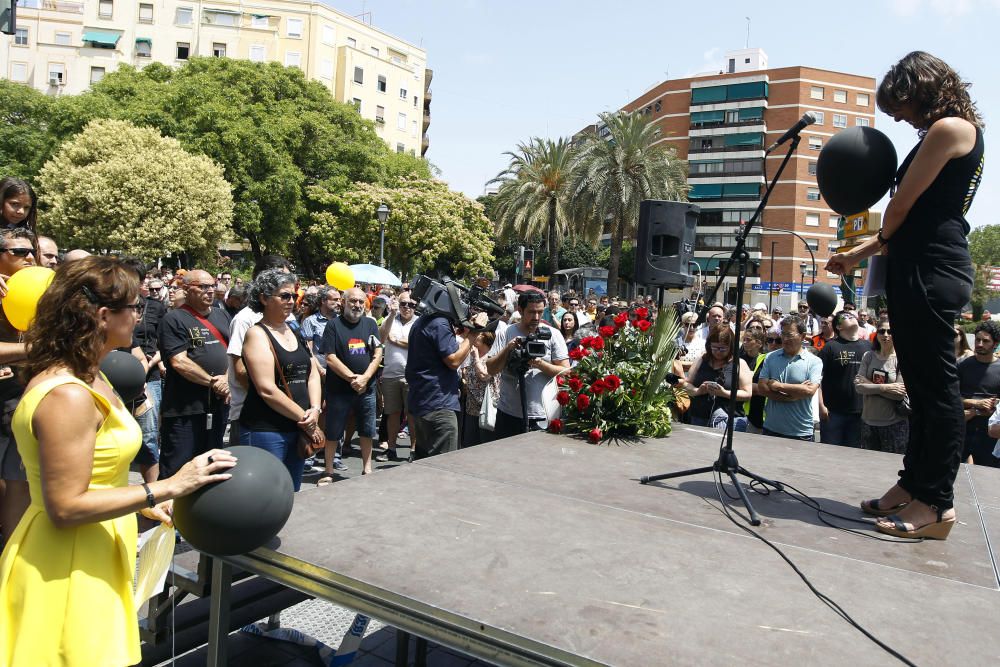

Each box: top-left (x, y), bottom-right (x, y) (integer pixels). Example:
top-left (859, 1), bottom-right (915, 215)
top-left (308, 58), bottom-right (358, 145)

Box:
top-left (710, 430), bottom-right (918, 666)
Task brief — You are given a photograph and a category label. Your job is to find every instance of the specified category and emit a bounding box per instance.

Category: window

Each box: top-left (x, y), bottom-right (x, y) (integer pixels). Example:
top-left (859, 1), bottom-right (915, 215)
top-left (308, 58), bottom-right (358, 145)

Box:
top-left (353, 67), bottom-right (364, 84)
top-left (347, 37), bottom-right (356, 48)
top-left (351, 98), bottom-right (362, 110)
top-left (829, 215), bottom-right (840, 228)
top-left (806, 188), bottom-right (821, 201)
top-left (413, 95), bottom-right (418, 108)
top-left (375, 105), bottom-right (385, 122)
top-left (377, 75), bottom-right (386, 92)
top-left (811, 110), bottom-right (824, 125)
top-left (176, 7), bottom-right (193, 25)
top-left (654, 100), bottom-right (662, 113)
top-left (399, 87), bottom-right (407, 100)
top-left (810, 85), bottom-right (824, 100)
top-left (249, 45), bottom-right (265, 62)
top-left (806, 213), bottom-right (820, 227)
top-left (286, 18), bottom-right (303, 38)
top-left (322, 25), bottom-right (334, 45)
top-left (319, 59), bottom-right (333, 79)
top-left (806, 239), bottom-right (819, 251)
top-left (206, 10), bottom-right (237, 27)
top-left (833, 89), bottom-right (847, 104)
top-left (284, 52), bottom-right (301, 68)
top-left (55, 31), bottom-right (71, 46)
top-left (397, 112), bottom-right (406, 130)
top-left (808, 136), bottom-right (822, 150)
top-left (828, 241), bottom-right (841, 253)
top-left (135, 39), bottom-right (151, 57)
top-left (90, 66), bottom-right (105, 84)
top-left (10, 63), bottom-right (28, 83)
top-left (251, 15), bottom-right (269, 28)
top-left (47, 63), bottom-right (65, 85)
top-left (139, 3), bottom-right (153, 22)
top-left (807, 161), bottom-right (817, 176)
top-left (856, 117), bottom-right (870, 127)
top-left (14, 28), bottom-right (27, 46)
top-left (411, 120), bottom-right (417, 138)
top-left (832, 113), bottom-right (847, 128)
top-left (725, 110), bottom-right (739, 123)
top-left (396, 143), bottom-right (405, 154)
top-left (176, 42), bottom-right (190, 60)
top-left (371, 46), bottom-right (379, 57)
top-left (98, 0), bottom-right (113, 18)
top-left (213, 42), bottom-right (226, 57)
top-left (857, 92), bottom-right (870, 106)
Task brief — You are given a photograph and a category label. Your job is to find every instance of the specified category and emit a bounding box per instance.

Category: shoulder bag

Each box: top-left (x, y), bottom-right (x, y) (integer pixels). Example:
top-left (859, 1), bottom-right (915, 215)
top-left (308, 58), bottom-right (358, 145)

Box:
top-left (260, 326), bottom-right (323, 458)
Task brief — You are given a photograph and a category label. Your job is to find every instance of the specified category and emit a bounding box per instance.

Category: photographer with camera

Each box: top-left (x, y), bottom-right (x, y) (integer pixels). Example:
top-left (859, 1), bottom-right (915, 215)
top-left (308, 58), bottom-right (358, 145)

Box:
top-left (485, 291), bottom-right (569, 439)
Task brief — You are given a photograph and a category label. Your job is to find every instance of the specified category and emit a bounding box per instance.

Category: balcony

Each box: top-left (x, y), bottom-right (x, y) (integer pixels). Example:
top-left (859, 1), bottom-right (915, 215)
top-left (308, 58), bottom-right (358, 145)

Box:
top-left (425, 68), bottom-right (433, 86)
top-left (688, 169), bottom-right (765, 179)
top-left (688, 144), bottom-right (764, 155)
top-left (17, 0), bottom-right (84, 13)
top-left (422, 110), bottom-right (430, 131)
top-left (421, 134), bottom-right (429, 156)
top-left (690, 118), bottom-right (765, 131)
top-left (424, 87), bottom-right (432, 103)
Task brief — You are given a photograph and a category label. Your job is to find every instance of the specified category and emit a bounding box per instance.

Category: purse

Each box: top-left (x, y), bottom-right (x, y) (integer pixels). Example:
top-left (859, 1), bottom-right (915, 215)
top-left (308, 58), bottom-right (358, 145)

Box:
top-left (261, 328), bottom-right (323, 459)
top-left (479, 381), bottom-right (497, 432)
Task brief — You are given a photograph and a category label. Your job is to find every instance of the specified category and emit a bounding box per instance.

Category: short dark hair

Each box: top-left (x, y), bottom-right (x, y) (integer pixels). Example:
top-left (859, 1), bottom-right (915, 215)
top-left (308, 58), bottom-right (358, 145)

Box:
top-left (974, 320), bottom-right (1000, 344)
top-left (833, 309), bottom-right (856, 329)
top-left (119, 256), bottom-right (147, 283)
top-left (780, 314), bottom-right (807, 336)
top-left (517, 291), bottom-right (545, 310)
top-left (252, 254), bottom-right (292, 278)
top-left (0, 177), bottom-right (37, 230)
top-left (0, 227), bottom-right (36, 249)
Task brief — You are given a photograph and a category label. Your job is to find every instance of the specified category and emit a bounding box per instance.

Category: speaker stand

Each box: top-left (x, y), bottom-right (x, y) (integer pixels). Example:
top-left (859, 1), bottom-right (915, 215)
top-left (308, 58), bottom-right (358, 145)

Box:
top-left (640, 136), bottom-right (802, 525)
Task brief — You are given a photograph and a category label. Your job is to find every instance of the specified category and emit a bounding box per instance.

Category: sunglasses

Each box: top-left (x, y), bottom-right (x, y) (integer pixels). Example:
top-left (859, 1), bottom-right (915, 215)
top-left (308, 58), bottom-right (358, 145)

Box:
top-left (399, 301), bottom-right (416, 307)
top-left (275, 292), bottom-right (296, 302)
top-left (766, 337), bottom-right (781, 343)
top-left (877, 328), bottom-right (892, 335)
top-left (117, 302), bottom-right (146, 316)
top-left (4, 247), bottom-right (33, 257)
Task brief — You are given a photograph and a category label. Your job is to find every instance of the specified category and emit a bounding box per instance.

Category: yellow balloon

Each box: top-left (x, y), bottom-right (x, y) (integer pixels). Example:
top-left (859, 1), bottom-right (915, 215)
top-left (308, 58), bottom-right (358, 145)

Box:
top-left (325, 262), bottom-right (355, 291)
top-left (3, 266), bottom-right (56, 331)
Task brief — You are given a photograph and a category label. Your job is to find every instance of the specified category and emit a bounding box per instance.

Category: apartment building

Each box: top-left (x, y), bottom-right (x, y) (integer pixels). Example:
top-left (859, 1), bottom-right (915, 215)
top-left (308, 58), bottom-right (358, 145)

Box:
top-left (1, 0), bottom-right (431, 156)
top-left (619, 48), bottom-right (876, 304)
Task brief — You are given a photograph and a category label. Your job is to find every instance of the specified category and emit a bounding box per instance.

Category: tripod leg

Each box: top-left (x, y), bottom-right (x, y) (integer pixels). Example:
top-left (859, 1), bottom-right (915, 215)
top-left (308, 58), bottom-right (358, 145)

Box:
top-left (640, 466), bottom-right (716, 484)
top-left (724, 469), bottom-right (762, 526)
top-left (737, 466), bottom-right (784, 492)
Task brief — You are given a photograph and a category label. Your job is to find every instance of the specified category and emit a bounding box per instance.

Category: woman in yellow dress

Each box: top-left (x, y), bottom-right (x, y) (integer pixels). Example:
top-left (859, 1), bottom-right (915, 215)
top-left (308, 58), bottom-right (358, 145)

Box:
top-left (0, 256), bottom-right (237, 666)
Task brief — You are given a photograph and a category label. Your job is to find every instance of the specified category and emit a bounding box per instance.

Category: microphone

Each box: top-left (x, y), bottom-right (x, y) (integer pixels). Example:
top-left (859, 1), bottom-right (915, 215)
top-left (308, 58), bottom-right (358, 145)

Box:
top-left (766, 112), bottom-right (817, 153)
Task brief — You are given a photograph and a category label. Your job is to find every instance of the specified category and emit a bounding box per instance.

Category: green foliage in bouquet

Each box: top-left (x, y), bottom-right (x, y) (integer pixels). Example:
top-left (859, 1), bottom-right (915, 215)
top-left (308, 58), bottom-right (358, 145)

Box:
top-left (551, 307), bottom-right (683, 443)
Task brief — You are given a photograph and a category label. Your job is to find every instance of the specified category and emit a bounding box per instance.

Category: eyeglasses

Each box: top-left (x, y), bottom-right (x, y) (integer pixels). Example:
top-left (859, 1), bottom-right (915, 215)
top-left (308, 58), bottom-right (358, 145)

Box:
top-left (116, 301), bottom-right (145, 316)
top-left (877, 328), bottom-right (892, 335)
top-left (275, 292), bottom-right (296, 302)
top-left (710, 345), bottom-right (730, 353)
top-left (3, 247), bottom-right (33, 257)
top-left (766, 337), bottom-right (781, 343)
top-left (399, 301), bottom-right (416, 307)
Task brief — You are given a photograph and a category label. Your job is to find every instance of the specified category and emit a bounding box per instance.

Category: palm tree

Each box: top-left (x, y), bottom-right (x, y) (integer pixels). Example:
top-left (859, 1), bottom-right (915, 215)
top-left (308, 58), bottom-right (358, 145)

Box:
top-left (571, 111), bottom-right (688, 298)
top-left (488, 137), bottom-right (578, 278)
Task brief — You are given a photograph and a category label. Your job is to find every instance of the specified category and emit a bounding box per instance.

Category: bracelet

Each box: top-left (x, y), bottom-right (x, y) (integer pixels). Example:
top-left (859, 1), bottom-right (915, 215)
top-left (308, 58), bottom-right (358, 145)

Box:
top-left (876, 230), bottom-right (890, 246)
top-left (141, 482), bottom-right (156, 509)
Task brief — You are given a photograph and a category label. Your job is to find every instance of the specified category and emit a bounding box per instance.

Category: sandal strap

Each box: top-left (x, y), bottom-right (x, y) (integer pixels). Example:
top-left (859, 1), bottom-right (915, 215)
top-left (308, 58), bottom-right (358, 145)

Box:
top-left (886, 514), bottom-right (910, 532)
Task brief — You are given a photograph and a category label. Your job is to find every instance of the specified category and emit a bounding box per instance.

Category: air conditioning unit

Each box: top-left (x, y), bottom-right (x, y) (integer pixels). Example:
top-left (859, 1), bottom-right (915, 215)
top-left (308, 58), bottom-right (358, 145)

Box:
top-left (49, 76), bottom-right (63, 86)
top-left (375, 115), bottom-right (385, 123)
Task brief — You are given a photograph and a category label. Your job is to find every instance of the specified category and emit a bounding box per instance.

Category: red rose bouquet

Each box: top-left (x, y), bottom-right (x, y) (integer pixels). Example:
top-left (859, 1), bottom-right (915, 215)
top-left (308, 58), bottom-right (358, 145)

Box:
top-left (550, 309), bottom-right (684, 442)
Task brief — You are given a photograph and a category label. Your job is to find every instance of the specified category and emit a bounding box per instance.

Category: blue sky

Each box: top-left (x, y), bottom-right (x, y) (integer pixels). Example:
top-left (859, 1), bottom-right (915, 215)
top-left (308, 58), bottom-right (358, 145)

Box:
top-left (341, 0), bottom-right (996, 226)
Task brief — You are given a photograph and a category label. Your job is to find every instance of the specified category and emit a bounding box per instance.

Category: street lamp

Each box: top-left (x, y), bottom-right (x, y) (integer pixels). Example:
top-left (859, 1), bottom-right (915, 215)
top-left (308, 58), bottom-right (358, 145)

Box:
top-left (799, 263), bottom-right (807, 299)
top-left (376, 203), bottom-right (390, 267)
top-left (769, 240), bottom-right (777, 312)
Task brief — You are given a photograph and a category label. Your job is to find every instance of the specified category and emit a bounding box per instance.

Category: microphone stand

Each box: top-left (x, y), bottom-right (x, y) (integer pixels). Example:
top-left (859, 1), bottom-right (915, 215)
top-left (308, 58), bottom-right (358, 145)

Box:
top-left (639, 135), bottom-right (803, 526)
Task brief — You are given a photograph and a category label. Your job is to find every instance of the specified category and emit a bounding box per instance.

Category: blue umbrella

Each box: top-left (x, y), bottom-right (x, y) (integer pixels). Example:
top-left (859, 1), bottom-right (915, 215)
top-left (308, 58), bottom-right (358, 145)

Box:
top-left (349, 264), bottom-right (402, 287)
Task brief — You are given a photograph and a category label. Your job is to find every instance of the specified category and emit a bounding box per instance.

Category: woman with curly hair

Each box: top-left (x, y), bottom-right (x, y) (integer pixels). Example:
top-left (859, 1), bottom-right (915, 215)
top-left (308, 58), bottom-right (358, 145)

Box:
top-left (827, 52), bottom-right (984, 539)
top-left (0, 256), bottom-right (236, 665)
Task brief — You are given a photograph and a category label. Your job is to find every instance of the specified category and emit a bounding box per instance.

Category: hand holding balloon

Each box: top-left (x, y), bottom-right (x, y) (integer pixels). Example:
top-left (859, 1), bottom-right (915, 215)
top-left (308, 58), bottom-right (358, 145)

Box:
top-left (168, 449), bottom-right (237, 498)
top-left (824, 251), bottom-right (857, 277)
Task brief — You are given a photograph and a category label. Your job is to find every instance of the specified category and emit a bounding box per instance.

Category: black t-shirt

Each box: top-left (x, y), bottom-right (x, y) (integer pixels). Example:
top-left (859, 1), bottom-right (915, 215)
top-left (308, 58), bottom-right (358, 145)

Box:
top-left (158, 307), bottom-right (231, 418)
top-left (321, 315), bottom-right (380, 396)
top-left (818, 337), bottom-right (870, 414)
top-left (958, 356), bottom-right (1000, 441)
top-left (0, 313), bottom-right (23, 403)
top-left (135, 297), bottom-right (167, 382)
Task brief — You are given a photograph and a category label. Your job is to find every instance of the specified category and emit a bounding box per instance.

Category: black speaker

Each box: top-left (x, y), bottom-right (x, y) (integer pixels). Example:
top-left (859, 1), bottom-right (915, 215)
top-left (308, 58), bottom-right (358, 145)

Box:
top-left (634, 200), bottom-right (698, 287)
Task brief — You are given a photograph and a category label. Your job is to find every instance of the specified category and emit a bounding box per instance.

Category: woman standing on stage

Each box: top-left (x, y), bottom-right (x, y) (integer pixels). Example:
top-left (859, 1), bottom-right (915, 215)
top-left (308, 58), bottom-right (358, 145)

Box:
top-left (0, 257), bottom-right (236, 665)
top-left (827, 51), bottom-right (984, 539)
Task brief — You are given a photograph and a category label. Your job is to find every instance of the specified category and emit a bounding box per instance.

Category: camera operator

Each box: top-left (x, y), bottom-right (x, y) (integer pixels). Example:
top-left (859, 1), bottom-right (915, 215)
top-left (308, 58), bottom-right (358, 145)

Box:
top-left (485, 291), bottom-right (569, 438)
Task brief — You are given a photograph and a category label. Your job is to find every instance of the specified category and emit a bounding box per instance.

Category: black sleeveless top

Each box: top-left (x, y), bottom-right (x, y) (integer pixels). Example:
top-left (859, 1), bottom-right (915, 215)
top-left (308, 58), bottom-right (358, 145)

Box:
top-left (689, 359), bottom-right (743, 420)
top-left (240, 324), bottom-right (312, 432)
top-left (889, 125), bottom-right (984, 264)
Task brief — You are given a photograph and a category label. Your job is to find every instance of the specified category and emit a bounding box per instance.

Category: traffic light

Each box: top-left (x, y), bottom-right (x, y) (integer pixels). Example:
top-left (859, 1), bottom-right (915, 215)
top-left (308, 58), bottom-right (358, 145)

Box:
top-left (523, 249), bottom-right (534, 280)
top-left (1, 0), bottom-right (16, 35)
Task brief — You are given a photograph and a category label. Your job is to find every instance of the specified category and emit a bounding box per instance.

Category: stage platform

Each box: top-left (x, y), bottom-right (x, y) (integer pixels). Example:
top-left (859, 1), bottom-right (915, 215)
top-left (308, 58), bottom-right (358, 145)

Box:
top-left (205, 427), bottom-right (1000, 665)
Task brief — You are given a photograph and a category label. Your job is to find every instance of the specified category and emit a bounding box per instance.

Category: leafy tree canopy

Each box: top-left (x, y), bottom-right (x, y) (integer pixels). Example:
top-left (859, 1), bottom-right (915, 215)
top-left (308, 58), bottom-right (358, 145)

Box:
top-left (37, 119), bottom-right (233, 263)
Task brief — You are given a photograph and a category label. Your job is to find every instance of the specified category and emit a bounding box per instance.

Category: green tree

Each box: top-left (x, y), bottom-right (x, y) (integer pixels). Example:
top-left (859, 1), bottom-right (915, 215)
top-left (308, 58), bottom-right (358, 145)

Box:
top-left (570, 111), bottom-right (689, 298)
top-left (968, 224), bottom-right (1000, 320)
top-left (489, 137), bottom-right (580, 278)
top-left (307, 179), bottom-right (493, 281)
top-left (0, 81), bottom-right (56, 178)
top-left (36, 119), bottom-right (233, 262)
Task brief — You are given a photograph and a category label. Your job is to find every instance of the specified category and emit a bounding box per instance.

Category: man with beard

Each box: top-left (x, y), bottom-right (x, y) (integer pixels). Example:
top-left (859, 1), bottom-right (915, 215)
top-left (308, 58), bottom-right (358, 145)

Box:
top-left (301, 286), bottom-right (348, 477)
top-left (323, 287), bottom-right (382, 475)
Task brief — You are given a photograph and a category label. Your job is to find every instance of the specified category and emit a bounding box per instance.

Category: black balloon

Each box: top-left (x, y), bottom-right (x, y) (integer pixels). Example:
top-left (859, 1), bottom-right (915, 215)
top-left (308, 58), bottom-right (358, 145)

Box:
top-left (99, 350), bottom-right (146, 403)
top-left (806, 282), bottom-right (839, 318)
top-left (173, 446), bottom-right (294, 556)
top-left (816, 127), bottom-right (898, 216)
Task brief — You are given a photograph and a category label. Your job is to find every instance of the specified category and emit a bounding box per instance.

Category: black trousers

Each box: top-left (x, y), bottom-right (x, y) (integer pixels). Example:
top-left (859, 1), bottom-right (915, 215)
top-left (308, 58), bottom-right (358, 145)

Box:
top-left (887, 258), bottom-right (973, 511)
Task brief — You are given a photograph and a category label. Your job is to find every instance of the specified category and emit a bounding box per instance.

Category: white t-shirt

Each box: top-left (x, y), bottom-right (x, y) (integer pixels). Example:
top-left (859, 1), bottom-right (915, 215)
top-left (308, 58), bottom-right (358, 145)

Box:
top-left (226, 306), bottom-right (263, 421)
top-left (383, 315), bottom-right (416, 378)
top-left (489, 322), bottom-right (568, 419)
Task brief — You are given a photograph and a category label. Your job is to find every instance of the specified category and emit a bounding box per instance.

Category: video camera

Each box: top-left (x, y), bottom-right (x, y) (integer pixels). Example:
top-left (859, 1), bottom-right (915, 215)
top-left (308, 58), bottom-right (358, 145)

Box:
top-left (409, 274), bottom-right (504, 331)
top-left (507, 327), bottom-right (552, 375)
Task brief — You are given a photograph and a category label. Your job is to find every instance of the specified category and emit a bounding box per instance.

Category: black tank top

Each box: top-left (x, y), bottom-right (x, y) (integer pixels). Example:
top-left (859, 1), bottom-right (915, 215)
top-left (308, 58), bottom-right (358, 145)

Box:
top-left (240, 324), bottom-right (312, 432)
top-left (889, 125), bottom-right (984, 264)
top-left (689, 358), bottom-right (743, 420)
